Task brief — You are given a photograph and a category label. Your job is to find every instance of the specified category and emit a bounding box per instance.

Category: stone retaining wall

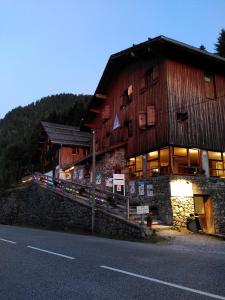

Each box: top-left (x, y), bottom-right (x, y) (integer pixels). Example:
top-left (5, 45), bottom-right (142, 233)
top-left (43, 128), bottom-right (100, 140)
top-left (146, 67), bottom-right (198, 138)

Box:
top-left (0, 183), bottom-right (150, 240)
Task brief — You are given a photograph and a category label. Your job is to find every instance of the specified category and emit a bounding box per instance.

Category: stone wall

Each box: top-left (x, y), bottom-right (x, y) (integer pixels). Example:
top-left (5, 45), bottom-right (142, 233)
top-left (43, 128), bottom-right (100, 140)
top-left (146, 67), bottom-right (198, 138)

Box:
top-left (73, 147), bottom-right (127, 191)
top-left (126, 176), bottom-right (173, 225)
top-left (170, 175), bottom-right (225, 234)
top-left (0, 183), bottom-right (150, 240)
top-left (171, 197), bottom-right (195, 227)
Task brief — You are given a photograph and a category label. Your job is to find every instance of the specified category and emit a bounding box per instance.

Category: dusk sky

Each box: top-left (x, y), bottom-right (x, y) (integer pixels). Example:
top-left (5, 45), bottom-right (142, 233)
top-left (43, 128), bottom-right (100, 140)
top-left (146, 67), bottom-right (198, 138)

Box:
top-left (0, 0), bottom-right (224, 118)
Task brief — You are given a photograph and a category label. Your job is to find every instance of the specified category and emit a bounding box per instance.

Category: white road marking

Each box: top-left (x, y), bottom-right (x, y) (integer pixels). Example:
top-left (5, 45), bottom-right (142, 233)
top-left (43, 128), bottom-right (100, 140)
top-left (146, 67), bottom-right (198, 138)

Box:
top-left (27, 246), bottom-right (75, 260)
top-left (0, 238), bottom-right (16, 244)
top-left (100, 265), bottom-right (225, 300)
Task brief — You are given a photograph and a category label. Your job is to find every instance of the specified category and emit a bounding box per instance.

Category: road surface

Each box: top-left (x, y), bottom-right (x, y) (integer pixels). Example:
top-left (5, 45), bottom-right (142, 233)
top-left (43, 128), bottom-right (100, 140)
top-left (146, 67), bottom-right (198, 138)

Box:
top-left (0, 225), bottom-right (225, 300)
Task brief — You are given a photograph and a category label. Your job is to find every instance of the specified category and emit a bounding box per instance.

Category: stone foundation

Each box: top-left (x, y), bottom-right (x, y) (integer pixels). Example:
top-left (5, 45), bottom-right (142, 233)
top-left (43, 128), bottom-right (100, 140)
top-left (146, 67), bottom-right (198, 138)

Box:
top-left (171, 196), bottom-right (195, 227)
top-left (0, 183), bottom-right (150, 240)
top-left (75, 148), bottom-right (225, 235)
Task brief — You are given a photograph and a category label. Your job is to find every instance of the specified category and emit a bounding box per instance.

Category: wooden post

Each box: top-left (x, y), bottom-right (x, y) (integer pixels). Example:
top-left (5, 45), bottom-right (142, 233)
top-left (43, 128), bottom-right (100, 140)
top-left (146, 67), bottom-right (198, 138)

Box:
top-left (126, 196), bottom-right (130, 220)
top-left (91, 129), bottom-right (96, 233)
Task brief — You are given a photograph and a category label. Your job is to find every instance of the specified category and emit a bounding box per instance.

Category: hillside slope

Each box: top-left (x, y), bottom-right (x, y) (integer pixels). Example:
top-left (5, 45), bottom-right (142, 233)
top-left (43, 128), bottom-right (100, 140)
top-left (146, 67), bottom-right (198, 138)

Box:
top-left (0, 93), bottom-right (91, 188)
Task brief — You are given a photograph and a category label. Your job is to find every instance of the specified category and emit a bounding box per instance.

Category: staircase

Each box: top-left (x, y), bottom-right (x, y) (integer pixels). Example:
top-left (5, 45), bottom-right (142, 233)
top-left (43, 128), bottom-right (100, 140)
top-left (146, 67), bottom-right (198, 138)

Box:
top-left (33, 173), bottom-right (134, 222)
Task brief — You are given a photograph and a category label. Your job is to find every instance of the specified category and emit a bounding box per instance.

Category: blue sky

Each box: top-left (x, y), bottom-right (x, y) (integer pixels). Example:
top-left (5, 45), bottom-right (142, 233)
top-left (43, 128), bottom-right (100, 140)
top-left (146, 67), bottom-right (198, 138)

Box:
top-left (0, 0), bottom-right (224, 118)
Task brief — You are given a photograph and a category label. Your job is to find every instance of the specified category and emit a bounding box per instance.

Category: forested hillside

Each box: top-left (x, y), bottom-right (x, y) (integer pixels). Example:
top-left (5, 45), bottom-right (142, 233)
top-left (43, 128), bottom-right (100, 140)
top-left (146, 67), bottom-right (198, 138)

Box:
top-left (0, 93), bottom-right (91, 189)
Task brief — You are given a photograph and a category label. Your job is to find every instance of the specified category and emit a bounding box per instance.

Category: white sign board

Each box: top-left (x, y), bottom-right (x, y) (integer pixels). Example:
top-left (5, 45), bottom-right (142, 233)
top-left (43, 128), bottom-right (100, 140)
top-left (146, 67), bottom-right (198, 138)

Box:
top-left (136, 205), bottom-right (149, 215)
top-left (113, 174), bottom-right (125, 195)
top-left (170, 180), bottom-right (193, 197)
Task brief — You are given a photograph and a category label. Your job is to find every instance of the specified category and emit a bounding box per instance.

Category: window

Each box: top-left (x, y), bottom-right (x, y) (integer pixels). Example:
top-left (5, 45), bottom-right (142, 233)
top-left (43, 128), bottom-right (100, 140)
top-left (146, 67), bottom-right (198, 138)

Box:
top-left (139, 65), bottom-right (159, 93)
top-left (122, 85), bottom-right (133, 106)
top-left (204, 72), bottom-right (216, 99)
top-left (128, 156), bottom-right (143, 178)
top-left (208, 151), bottom-right (225, 177)
top-left (173, 147), bottom-right (200, 175)
top-left (194, 196), bottom-right (205, 214)
top-left (177, 112), bottom-right (188, 121)
top-left (147, 148), bottom-right (169, 176)
top-left (72, 148), bottom-right (79, 155)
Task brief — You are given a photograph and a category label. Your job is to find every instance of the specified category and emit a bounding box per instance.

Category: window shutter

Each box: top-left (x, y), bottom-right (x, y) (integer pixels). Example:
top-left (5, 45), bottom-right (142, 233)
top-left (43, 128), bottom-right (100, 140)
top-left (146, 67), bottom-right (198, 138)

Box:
top-left (204, 73), bottom-right (215, 99)
top-left (102, 105), bottom-right (110, 120)
top-left (138, 112), bottom-right (147, 129)
top-left (205, 81), bottom-right (215, 99)
top-left (147, 105), bottom-right (156, 126)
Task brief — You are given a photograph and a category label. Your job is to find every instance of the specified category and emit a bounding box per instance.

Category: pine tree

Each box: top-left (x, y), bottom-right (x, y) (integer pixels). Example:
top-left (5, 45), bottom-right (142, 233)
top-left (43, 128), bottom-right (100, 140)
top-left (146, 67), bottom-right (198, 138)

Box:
top-left (199, 44), bottom-right (206, 51)
top-left (215, 28), bottom-right (225, 58)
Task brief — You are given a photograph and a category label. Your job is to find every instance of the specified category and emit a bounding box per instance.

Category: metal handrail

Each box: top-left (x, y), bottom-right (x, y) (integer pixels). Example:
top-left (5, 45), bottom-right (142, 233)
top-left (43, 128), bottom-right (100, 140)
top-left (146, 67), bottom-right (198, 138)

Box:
top-left (33, 173), bottom-right (130, 220)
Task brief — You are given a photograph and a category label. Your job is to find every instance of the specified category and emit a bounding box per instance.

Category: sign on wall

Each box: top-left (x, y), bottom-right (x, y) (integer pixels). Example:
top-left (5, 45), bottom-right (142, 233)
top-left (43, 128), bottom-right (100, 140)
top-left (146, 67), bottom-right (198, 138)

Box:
top-left (105, 176), bottom-right (113, 187)
top-left (96, 172), bottom-right (102, 185)
top-left (146, 184), bottom-right (154, 197)
top-left (136, 205), bottom-right (149, 215)
top-left (113, 174), bottom-right (125, 196)
top-left (129, 181), bottom-right (136, 194)
top-left (78, 169), bottom-right (84, 180)
top-left (138, 181), bottom-right (145, 196)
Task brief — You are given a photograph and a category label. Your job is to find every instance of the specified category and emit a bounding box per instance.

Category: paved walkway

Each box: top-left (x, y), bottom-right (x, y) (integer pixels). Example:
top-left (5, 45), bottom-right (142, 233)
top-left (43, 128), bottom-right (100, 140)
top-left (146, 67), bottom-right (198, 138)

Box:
top-left (153, 224), bottom-right (225, 255)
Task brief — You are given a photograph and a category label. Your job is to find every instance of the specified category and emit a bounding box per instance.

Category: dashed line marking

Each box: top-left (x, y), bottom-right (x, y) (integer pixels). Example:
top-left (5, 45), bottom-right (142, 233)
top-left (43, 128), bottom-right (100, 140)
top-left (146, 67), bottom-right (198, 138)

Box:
top-left (27, 246), bottom-right (75, 260)
top-left (100, 265), bottom-right (225, 300)
top-left (0, 238), bottom-right (16, 244)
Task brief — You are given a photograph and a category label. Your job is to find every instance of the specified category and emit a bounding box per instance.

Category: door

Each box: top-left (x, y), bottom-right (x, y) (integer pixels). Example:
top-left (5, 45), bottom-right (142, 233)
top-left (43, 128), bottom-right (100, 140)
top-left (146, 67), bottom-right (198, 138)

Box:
top-left (194, 196), bottom-right (214, 233)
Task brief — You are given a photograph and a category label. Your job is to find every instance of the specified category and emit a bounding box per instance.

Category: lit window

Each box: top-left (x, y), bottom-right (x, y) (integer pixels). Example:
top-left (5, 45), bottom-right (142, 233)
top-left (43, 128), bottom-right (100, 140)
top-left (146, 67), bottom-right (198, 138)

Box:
top-left (128, 156), bottom-right (143, 178)
top-left (174, 147), bottom-right (187, 157)
top-left (208, 151), bottom-right (222, 160)
top-left (173, 147), bottom-right (200, 175)
top-left (208, 151), bottom-right (225, 177)
top-left (147, 151), bottom-right (158, 160)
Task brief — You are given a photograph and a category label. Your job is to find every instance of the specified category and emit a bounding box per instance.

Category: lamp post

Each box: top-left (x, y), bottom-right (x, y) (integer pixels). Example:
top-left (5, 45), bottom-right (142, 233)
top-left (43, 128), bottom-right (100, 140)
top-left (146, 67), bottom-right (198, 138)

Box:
top-left (91, 129), bottom-right (96, 233)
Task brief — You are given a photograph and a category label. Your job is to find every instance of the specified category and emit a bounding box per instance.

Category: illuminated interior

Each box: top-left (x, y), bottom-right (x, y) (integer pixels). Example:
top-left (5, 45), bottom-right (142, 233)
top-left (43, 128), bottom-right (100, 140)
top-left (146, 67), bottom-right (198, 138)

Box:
top-left (128, 147), bottom-right (225, 178)
top-left (208, 151), bottom-right (225, 177)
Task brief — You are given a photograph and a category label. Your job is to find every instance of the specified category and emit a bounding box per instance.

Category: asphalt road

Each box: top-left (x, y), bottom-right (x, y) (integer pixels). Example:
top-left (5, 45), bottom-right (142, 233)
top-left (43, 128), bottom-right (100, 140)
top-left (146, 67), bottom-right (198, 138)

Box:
top-left (0, 225), bottom-right (225, 300)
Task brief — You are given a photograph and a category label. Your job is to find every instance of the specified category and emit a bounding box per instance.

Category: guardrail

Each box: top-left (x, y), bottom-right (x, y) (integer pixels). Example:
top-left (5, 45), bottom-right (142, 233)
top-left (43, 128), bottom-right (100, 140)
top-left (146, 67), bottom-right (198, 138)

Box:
top-left (33, 173), bottom-right (131, 220)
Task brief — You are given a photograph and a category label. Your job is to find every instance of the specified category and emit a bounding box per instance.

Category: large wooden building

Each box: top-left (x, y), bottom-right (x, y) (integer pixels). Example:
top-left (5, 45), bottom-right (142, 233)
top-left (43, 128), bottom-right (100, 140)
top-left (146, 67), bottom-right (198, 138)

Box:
top-left (76, 36), bottom-right (225, 234)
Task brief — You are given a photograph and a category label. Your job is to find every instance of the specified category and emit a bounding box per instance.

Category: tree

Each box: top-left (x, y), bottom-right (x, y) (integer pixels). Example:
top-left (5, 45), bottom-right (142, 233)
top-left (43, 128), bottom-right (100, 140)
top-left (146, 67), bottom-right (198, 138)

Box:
top-left (215, 28), bottom-right (225, 58)
top-left (199, 44), bottom-right (206, 51)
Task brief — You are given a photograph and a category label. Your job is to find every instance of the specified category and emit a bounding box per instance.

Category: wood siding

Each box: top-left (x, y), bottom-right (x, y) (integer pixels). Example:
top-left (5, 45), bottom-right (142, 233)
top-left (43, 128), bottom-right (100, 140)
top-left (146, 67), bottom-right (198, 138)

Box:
top-left (91, 57), bottom-right (169, 158)
top-left (59, 147), bottom-right (86, 169)
top-left (166, 59), bottom-right (225, 151)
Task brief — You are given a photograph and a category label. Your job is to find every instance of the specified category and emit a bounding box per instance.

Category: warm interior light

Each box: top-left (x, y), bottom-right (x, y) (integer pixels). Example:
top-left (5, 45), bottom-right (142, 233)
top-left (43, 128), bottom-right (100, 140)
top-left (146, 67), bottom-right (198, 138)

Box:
top-left (170, 180), bottom-right (193, 197)
top-left (148, 151), bottom-right (158, 160)
top-left (130, 158), bottom-right (135, 161)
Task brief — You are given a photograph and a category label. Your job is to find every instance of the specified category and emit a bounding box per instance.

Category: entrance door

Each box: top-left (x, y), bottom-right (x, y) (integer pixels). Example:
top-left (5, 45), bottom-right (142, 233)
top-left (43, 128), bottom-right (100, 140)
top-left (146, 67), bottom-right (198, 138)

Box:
top-left (194, 196), bottom-right (215, 234)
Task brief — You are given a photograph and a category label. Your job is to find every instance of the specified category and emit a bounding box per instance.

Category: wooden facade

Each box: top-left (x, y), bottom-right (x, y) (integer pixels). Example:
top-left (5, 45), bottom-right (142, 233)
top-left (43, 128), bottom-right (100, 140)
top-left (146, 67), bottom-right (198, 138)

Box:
top-left (166, 59), bottom-right (225, 151)
top-left (83, 36), bottom-right (225, 178)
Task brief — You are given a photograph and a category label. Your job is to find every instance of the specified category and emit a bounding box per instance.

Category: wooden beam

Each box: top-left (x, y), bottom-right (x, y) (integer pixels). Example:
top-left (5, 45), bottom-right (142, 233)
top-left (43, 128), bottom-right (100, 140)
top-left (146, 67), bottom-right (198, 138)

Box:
top-left (84, 123), bottom-right (94, 128)
top-left (90, 108), bottom-right (101, 114)
top-left (95, 93), bottom-right (107, 100)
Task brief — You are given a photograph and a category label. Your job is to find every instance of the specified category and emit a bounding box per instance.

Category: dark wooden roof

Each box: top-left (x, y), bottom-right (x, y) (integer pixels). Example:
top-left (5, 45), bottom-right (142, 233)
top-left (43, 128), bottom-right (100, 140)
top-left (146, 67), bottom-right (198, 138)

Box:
top-left (95, 35), bottom-right (225, 95)
top-left (41, 122), bottom-right (91, 147)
